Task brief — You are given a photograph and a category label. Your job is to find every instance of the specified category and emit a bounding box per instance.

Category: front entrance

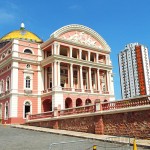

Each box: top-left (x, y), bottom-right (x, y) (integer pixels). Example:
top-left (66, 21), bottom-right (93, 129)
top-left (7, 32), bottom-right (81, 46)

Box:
top-left (24, 102), bottom-right (31, 118)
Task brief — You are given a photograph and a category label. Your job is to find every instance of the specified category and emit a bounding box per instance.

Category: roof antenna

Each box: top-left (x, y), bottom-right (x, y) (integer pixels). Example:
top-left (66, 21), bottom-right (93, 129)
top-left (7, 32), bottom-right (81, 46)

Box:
top-left (20, 23), bottom-right (26, 35)
top-left (20, 23), bottom-right (25, 30)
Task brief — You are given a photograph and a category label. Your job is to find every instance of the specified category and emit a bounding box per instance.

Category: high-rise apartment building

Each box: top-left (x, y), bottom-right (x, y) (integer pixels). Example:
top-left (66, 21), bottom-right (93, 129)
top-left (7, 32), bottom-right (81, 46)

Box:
top-left (119, 43), bottom-right (150, 99)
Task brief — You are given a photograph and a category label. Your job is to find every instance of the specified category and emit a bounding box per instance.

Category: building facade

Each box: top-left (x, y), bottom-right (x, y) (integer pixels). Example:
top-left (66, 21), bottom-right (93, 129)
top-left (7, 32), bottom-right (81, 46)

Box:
top-left (119, 43), bottom-right (150, 99)
top-left (0, 24), bottom-right (115, 124)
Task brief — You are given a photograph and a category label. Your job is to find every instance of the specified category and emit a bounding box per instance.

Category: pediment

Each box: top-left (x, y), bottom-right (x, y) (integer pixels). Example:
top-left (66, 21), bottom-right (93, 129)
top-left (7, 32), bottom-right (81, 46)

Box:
top-left (51, 24), bottom-right (110, 51)
top-left (59, 31), bottom-right (103, 49)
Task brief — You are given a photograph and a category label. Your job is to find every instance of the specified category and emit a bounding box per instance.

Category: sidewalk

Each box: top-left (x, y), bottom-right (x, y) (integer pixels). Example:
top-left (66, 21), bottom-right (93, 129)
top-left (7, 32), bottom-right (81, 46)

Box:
top-left (11, 124), bottom-right (150, 148)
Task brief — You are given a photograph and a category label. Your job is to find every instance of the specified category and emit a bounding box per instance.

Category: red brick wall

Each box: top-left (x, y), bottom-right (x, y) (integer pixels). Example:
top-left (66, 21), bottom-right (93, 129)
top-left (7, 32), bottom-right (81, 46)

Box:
top-left (103, 110), bottom-right (150, 138)
top-left (27, 109), bottom-right (150, 139)
top-left (58, 116), bottom-right (95, 133)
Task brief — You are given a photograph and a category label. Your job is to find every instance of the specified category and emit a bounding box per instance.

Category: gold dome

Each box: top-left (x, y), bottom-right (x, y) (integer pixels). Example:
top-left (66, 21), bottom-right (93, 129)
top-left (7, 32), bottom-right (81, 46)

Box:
top-left (0, 25), bottom-right (42, 43)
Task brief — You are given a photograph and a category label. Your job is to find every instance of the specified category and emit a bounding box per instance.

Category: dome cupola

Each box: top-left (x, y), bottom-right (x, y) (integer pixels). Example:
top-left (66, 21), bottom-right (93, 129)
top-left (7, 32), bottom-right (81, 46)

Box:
top-left (0, 23), bottom-right (42, 43)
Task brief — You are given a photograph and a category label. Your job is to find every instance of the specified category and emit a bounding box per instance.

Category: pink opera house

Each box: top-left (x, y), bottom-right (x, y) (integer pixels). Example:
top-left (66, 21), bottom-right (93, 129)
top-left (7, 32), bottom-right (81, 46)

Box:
top-left (0, 24), bottom-right (115, 124)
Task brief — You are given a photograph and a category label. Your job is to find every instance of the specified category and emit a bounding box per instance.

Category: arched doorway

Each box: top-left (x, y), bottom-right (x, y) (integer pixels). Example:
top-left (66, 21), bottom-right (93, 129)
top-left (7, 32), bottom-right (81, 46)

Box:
top-left (85, 98), bottom-right (92, 105)
top-left (76, 98), bottom-right (82, 107)
top-left (65, 97), bottom-right (72, 108)
top-left (43, 99), bottom-right (52, 112)
top-left (24, 101), bottom-right (31, 118)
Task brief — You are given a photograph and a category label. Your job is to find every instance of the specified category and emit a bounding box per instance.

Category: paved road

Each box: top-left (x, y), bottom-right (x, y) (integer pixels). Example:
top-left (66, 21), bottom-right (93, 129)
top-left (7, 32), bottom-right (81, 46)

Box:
top-left (0, 125), bottom-right (149, 150)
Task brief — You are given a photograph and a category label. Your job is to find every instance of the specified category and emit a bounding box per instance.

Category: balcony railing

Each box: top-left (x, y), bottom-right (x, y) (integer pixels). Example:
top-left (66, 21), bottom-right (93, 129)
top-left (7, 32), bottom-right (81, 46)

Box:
top-left (101, 96), bottom-right (150, 111)
top-left (102, 91), bottom-right (109, 94)
top-left (75, 88), bottom-right (82, 92)
top-left (29, 111), bottom-right (54, 120)
top-left (27, 95), bottom-right (150, 122)
top-left (59, 104), bottom-right (95, 116)
top-left (93, 90), bottom-right (99, 93)
top-left (41, 88), bottom-right (103, 94)
top-left (62, 88), bottom-right (72, 91)
top-left (85, 89), bottom-right (91, 93)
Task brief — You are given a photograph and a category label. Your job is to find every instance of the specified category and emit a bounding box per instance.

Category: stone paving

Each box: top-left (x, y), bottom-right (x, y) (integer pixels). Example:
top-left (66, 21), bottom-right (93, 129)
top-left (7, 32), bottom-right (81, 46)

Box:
top-left (0, 124), bottom-right (149, 150)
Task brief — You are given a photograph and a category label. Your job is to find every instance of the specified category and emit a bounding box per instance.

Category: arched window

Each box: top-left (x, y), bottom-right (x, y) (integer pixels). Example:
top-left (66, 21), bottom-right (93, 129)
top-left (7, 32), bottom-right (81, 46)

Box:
top-left (5, 102), bottom-right (8, 119)
top-left (85, 98), bottom-right (92, 105)
top-left (24, 49), bottom-right (32, 54)
top-left (26, 76), bottom-right (31, 88)
top-left (2, 53), bottom-right (5, 59)
top-left (6, 77), bottom-right (10, 91)
top-left (65, 97), bottom-right (72, 108)
top-left (7, 49), bottom-right (11, 54)
top-left (24, 101), bottom-right (31, 118)
top-left (43, 99), bottom-right (52, 112)
top-left (104, 99), bottom-right (108, 102)
top-left (76, 98), bottom-right (82, 107)
top-left (0, 80), bottom-right (4, 93)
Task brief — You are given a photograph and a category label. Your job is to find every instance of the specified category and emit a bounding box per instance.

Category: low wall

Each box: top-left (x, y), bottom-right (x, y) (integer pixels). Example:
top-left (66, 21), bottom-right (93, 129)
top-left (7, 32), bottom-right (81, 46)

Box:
top-left (26, 107), bottom-right (150, 139)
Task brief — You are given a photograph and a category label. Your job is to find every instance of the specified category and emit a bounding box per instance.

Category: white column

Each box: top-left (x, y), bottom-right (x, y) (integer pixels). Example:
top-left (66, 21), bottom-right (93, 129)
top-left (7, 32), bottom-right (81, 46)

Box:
top-left (107, 71), bottom-right (110, 93)
top-left (57, 61), bottom-right (60, 87)
top-left (70, 46), bottom-right (72, 58)
top-left (45, 68), bottom-right (47, 90)
top-left (53, 61), bottom-right (57, 87)
top-left (70, 64), bottom-right (73, 89)
top-left (11, 62), bottom-right (18, 93)
top-left (37, 97), bottom-right (41, 113)
top-left (86, 69), bottom-right (89, 89)
top-left (12, 40), bottom-right (19, 57)
top-left (57, 44), bottom-right (60, 55)
top-left (53, 43), bottom-right (57, 55)
top-left (80, 66), bottom-right (83, 90)
top-left (96, 53), bottom-right (99, 63)
top-left (9, 95), bottom-right (18, 117)
top-left (94, 70), bottom-right (97, 90)
top-left (88, 51), bottom-right (91, 61)
top-left (79, 49), bottom-right (82, 59)
top-left (52, 63), bottom-right (53, 88)
top-left (97, 69), bottom-right (100, 92)
top-left (89, 67), bottom-right (92, 91)
top-left (38, 66), bottom-right (43, 94)
top-left (51, 44), bottom-right (54, 55)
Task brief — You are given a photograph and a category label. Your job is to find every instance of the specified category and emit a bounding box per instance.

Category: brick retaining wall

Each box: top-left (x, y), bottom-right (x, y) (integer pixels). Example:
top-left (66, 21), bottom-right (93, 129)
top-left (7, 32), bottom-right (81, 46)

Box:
top-left (26, 109), bottom-right (150, 139)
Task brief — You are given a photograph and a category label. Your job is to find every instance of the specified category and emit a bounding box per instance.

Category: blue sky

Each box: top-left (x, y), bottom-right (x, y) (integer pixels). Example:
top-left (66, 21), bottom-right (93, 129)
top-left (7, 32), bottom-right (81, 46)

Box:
top-left (0, 0), bottom-right (150, 100)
